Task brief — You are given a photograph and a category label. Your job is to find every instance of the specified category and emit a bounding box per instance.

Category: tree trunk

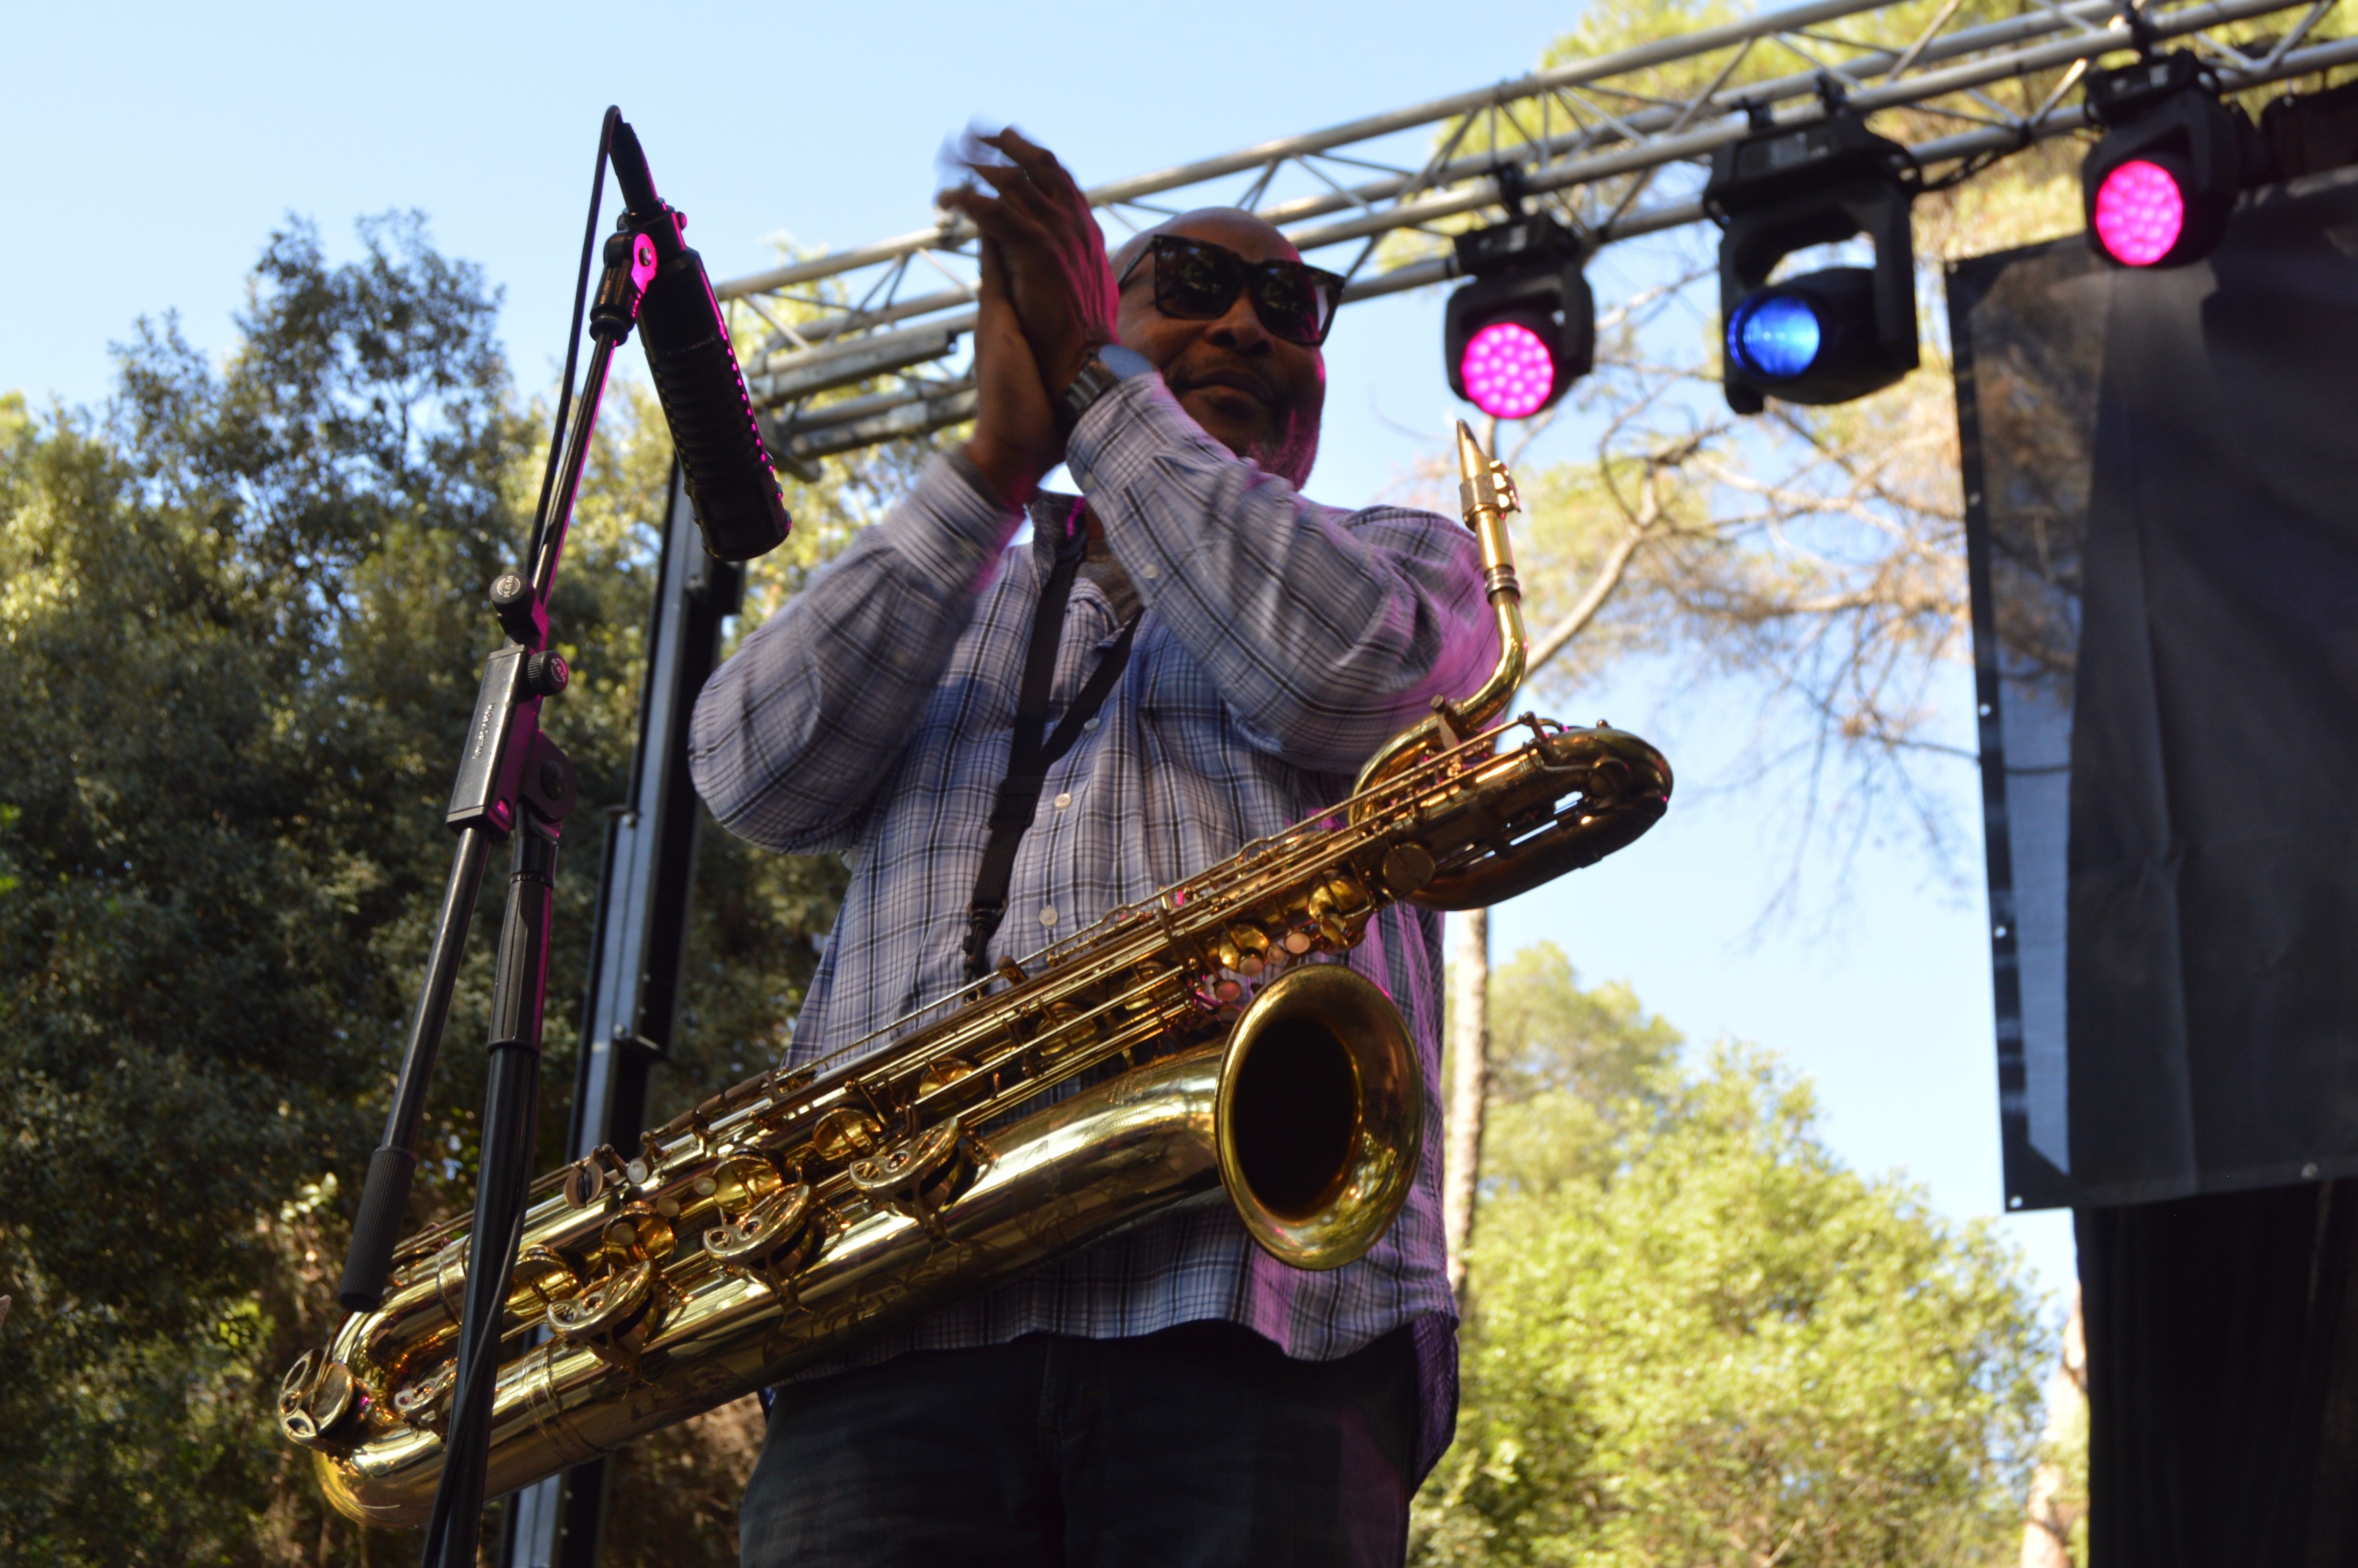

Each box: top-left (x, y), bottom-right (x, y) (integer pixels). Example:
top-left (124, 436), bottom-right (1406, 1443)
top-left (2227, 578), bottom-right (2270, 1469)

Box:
top-left (1443, 906), bottom-right (1491, 1309)
top-left (2021, 1285), bottom-right (2089, 1567)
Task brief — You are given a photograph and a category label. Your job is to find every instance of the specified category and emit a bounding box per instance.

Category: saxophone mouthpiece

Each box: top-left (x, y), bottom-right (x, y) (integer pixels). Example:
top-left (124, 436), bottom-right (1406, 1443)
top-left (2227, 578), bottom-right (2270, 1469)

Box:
top-left (1455, 417), bottom-right (1486, 478)
top-left (1455, 419), bottom-right (1519, 529)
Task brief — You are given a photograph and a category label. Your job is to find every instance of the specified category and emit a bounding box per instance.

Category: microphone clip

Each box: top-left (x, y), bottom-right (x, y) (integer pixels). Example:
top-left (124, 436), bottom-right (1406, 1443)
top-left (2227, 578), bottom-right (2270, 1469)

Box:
top-left (590, 226), bottom-right (660, 345)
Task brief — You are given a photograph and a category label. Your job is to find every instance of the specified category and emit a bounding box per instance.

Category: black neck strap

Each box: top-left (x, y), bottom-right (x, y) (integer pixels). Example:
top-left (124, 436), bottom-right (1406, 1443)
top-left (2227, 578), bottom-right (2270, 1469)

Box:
top-left (963, 508), bottom-right (1143, 979)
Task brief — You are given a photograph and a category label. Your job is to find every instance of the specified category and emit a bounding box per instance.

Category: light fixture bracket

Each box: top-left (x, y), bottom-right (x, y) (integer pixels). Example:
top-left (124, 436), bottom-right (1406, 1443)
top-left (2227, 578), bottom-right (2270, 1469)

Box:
top-left (1453, 210), bottom-right (1585, 280)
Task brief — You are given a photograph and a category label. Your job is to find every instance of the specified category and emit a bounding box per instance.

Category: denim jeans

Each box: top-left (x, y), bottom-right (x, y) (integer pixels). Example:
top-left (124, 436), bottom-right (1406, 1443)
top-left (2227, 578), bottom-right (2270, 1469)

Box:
top-left (737, 1320), bottom-right (1420, 1568)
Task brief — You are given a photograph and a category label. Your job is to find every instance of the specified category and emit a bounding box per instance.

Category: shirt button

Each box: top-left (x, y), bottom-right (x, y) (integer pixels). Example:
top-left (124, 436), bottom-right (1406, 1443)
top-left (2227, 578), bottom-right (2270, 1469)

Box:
top-left (1053, 792), bottom-right (1072, 810)
top-left (1082, 717), bottom-right (1100, 732)
top-left (1140, 562), bottom-right (1161, 580)
top-left (1071, 464), bottom-right (1094, 489)
top-left (1040, 906), bottom-right (1059, 927)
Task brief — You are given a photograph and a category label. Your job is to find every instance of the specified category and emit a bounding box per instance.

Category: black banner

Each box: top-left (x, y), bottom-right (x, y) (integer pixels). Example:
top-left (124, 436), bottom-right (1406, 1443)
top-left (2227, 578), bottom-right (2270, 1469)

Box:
top-left (1952, 166), bottom-right (2358, 1211)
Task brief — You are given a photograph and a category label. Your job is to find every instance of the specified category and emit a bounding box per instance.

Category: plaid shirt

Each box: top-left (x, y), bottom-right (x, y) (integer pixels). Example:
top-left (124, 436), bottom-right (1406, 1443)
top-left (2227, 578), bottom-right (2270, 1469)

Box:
top-left (689, 373), bottom-right (1493, 1474)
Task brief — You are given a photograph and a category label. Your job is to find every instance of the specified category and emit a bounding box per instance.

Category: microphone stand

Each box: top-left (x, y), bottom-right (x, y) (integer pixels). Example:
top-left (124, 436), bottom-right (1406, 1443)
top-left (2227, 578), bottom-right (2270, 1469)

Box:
top-left (329, 108), bottom-right (660, 1568)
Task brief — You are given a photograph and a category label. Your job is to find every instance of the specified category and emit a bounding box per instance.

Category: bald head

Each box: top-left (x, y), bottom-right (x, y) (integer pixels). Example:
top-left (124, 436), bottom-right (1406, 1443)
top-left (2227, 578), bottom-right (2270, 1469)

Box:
top-left (1112, 208), bottom-right (1326, 487)
top-left (1110, 208), bottom-right (1306, 280)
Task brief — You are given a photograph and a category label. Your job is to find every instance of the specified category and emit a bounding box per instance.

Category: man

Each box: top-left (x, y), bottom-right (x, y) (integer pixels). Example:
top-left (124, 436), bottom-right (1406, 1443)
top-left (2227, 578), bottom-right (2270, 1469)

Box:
top-left (690, 128), bottom-right (1495, 1567)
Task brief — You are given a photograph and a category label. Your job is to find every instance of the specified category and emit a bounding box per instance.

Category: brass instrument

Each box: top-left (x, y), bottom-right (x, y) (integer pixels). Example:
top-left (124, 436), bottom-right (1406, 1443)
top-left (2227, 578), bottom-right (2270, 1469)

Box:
top-left (277, 422), bottom-right (1671, 1525)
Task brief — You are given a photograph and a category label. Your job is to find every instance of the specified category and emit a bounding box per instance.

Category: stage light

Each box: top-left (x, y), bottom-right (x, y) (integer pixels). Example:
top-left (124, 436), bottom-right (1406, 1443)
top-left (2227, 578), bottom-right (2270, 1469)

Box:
top-left (1459, 320), bottom-right (1556, 419)
top-left (1727, 291), bottom-right (1822, 380)
top-left (2081, 53), bottom-right (2245, 270)
top-left (2091, 160), bottom-right (2186, 265)
top-left (1443, 209), bottom-right (1594, 420)
top-left (1703, 108), bottom-right (1920, 414)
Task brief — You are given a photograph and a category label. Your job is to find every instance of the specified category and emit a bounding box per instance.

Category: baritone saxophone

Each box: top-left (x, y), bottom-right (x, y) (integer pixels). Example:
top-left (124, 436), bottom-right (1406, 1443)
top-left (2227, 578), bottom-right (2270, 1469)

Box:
top-left (277, 420), bottom-right (1673, 1525)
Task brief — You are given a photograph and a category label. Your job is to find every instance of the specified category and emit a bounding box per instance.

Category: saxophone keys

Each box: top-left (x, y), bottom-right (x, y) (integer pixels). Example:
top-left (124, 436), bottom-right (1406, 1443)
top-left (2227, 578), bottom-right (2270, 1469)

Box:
top-left (1035, 1000), bottom-right (1089, 1057)
top-left (1380, 843), bottom-right (1436, 897)
top-left (848, 1117), bottom-right (972, 1238)
top-left (915, 1057), bottom-right (977, 1096)
top-left (599, 1203), bottom-right (676, 1266)
top-left (546, 1258), bottom-right (661, 1366)
top-left (276, 1350), bottom-right (356, 1448)
top-left (811, 1106), bottom-right (884, 1163)
top-left (847, 1117), bottom-right (965, 1203)
top-left (1122, 960), bottom-right (1175, 1013)
top-left (1305, 874), bottom-right (1374, 948)
top-left (390, 1358), bottom-right (457, 1432)
top-left (562, 1154), bottom-right (608, 1209)
top-left (701, 1153), bottom-right (782, 1223)
top-left (705, 1181), bottom-right (818, 1275)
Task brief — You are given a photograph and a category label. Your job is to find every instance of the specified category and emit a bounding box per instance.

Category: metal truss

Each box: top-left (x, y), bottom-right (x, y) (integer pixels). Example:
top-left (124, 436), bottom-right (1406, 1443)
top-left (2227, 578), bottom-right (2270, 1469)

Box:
top-left (720, 0), bottom-right (2352, 468)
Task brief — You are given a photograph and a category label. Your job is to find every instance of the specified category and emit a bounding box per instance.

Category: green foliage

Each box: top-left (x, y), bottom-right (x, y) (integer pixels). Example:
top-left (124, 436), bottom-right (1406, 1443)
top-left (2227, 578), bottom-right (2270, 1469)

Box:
top-left (1417, 950), bottom-right (2047, 1566)
top-left (0, 215), bottom-right (869, 1565)
top-left (0, 214), bottom-right (533, 1564)
top-left (1452, 942), bottom-right (1683, 1194)
top-left (1487, 942), bottom-right (1682, 1110)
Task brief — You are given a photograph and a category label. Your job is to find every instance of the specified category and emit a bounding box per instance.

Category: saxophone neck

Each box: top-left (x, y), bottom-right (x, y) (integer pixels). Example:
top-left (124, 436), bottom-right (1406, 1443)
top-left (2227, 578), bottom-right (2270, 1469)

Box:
top-left (1450, 419), bottom-right (1527, 737)
top-left (1348, 422), bottom-right (1532, 804)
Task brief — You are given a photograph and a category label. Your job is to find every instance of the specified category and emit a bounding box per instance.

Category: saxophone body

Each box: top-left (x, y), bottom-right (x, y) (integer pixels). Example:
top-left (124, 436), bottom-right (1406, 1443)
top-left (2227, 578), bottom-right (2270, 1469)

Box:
top-left (277, 424), bottom-right (1672, 1525)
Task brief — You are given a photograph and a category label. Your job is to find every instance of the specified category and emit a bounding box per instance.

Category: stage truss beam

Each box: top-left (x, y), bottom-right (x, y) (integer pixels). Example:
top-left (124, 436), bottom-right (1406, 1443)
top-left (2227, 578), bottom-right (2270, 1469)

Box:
top-left (721, 0), bottom-right (2350, 467)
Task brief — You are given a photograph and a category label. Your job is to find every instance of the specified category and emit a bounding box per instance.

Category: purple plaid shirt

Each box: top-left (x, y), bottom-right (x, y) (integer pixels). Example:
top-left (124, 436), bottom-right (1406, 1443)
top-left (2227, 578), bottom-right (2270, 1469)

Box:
top-left (689, 373), bottom-right (1493, 1476)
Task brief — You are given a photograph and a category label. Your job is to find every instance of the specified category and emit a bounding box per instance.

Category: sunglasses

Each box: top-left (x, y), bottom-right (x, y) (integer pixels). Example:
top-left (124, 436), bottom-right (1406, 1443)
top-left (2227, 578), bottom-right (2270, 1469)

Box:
top-left (1117, 234), bottom-right (1346, 348)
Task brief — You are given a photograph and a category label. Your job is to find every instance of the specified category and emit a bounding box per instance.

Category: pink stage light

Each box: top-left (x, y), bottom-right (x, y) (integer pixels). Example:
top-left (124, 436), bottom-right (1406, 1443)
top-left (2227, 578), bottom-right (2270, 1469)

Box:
top-left (1458, 319), bottom-right (1556, 420)
top-left (2093, 159), bottom-right (2186, 267)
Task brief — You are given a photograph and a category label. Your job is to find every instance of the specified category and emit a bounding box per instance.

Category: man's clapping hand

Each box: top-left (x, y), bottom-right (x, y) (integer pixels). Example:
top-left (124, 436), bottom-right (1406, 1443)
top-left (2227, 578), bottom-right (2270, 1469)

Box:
top-left (940, 129), bottom-right (1120, 505)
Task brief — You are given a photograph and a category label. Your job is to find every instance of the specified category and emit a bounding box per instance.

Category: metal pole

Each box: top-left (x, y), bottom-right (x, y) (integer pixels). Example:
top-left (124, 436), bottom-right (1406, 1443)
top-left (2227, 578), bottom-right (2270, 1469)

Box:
top-left (503, 459), bottom-right (742, 1568)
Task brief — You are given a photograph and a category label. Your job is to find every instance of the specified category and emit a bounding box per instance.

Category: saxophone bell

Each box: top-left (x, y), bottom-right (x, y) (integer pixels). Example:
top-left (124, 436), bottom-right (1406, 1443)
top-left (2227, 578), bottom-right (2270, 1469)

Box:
top-left (1219, 964), bottom-right (1422, 1270)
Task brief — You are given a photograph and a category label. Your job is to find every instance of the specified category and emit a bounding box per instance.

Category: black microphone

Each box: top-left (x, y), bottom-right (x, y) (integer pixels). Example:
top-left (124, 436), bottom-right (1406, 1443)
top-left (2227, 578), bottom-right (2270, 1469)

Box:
top-left (609, 118), bottom-right (791, 562)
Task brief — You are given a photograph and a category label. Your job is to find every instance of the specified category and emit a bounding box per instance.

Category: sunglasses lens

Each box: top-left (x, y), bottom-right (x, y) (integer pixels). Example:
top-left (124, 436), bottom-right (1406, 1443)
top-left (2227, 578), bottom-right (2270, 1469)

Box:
top-left (1150, 237), bottom-right (1338, 345)
top-left (1252, 266), bottom-right (1336, 345)
top-left (1157, 239), bottom-right (1243, 318)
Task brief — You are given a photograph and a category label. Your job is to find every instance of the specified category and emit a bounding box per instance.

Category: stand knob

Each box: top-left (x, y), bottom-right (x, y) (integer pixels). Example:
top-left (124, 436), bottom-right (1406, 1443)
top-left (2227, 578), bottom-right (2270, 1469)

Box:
top-left (490, 572), bottom-right (542, 644)
top-left (525, 651), bottom-right (571, 698)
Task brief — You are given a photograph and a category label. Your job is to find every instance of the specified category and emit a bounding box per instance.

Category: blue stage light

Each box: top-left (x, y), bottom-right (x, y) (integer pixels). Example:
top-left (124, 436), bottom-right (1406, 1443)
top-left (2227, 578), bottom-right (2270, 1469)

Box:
top-left (1729, 293), bottom-right (1823, 380)
top-left (1704, 112), bottom-right (1918, 413)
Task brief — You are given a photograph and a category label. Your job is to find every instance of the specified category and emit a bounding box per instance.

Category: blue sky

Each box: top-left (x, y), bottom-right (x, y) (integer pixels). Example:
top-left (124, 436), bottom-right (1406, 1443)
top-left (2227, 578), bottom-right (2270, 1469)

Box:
top-left (6, 0), bottom-right (2075, 1304)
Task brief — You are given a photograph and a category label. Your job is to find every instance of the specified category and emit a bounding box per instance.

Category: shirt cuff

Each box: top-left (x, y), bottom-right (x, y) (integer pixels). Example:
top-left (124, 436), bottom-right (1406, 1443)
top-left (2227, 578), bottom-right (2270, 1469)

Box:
top-left (874, 448), bottom-right (1027, 598)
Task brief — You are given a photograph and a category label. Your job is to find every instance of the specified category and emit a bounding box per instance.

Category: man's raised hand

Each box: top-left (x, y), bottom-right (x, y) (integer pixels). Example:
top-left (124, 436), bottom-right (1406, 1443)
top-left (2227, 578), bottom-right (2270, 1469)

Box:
top-left (961, 235), bottom-right (1064, 507)
top-left (937, 129), bottom-right (1118, 400)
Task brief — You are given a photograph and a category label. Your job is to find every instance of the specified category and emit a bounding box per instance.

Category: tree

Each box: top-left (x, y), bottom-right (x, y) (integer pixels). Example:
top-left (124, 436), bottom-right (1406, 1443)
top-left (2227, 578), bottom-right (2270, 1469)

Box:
top-left (0, 214), bottom-right (899, 1567)
top-left (0, 214), bottom-right (543, 1563)
top-left (2017, 1289), bottom-right (2088, 1568)
top-left (1416, 946), bottom-right (2049, 1566)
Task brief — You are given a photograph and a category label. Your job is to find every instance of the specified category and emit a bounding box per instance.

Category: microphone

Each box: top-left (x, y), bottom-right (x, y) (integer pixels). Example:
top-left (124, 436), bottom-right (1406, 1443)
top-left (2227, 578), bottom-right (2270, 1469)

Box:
top-left (608, 118), bottom-right (791, 563)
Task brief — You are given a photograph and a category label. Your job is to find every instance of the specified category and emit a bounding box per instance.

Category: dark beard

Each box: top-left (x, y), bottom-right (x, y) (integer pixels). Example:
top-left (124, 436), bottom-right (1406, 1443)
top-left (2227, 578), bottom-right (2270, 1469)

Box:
top-left (1250, 410), bottom-right (1320, 489)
